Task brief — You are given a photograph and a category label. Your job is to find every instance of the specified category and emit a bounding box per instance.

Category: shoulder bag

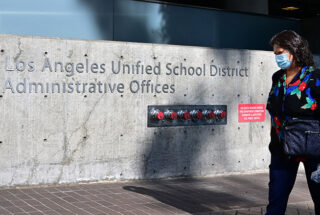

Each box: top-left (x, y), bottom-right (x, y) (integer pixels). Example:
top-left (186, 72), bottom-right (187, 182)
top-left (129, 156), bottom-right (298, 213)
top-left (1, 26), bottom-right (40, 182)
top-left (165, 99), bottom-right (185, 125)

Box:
top-left (284, 118), bottom-right (320, 159)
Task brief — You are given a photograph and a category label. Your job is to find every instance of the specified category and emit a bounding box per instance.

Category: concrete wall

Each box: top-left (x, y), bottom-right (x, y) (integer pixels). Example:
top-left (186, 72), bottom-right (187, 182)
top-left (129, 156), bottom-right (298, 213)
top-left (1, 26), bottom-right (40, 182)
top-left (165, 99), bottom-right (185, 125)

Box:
top-left (0, 34), bottom-right (319, 187)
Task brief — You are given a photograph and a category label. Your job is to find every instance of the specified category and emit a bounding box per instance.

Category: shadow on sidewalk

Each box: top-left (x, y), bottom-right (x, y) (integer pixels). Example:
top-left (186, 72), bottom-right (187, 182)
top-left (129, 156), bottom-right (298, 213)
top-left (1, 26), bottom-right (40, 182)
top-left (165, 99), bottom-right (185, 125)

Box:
top-left (123, 182), bottom-right (261, 214)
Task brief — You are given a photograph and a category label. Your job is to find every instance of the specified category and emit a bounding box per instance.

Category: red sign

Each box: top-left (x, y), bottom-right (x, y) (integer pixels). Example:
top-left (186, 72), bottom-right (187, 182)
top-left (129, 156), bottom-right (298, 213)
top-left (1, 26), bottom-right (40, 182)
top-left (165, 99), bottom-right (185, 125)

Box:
top-left (238, 104), bottom-right (265, 122)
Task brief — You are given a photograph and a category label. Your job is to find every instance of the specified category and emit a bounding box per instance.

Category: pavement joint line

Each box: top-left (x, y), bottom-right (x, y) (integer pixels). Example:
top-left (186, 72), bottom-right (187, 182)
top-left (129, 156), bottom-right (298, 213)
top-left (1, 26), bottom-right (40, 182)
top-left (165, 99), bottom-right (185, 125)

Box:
top-left (0, 170), bottom-right (273, 191)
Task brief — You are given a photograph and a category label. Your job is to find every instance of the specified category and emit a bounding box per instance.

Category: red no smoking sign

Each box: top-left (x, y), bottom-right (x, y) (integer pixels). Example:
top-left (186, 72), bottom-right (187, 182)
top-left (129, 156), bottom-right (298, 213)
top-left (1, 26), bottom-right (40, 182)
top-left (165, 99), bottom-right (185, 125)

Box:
top-left (238, 104), bottom-right (265, 123)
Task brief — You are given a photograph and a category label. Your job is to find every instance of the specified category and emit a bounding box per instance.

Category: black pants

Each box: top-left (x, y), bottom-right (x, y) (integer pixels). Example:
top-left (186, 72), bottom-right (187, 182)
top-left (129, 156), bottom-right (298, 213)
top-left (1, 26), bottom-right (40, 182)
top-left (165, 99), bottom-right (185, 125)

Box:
top-left (266, 155), bottom-right (320, 215)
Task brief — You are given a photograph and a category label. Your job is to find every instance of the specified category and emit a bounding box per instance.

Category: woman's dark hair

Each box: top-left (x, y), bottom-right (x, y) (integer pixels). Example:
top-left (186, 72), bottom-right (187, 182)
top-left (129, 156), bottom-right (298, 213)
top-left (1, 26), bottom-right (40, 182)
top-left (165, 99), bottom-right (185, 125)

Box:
top-left (270, 30), bottom-right (314, 67)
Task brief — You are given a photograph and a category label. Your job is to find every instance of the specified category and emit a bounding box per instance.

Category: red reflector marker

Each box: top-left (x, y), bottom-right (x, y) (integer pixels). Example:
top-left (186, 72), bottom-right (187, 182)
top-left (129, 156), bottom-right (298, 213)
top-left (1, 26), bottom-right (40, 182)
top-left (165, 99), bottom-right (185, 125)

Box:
top-left (170, 112), bottom-right (178, 120)
top-left (150, 109), bottom-right (164, 121)
top-left (183, 112), bottom-right (191, 120)
top-left (164, 110), bottom-right (177, 120)
top-left (191, 110), bottom-right (203, 120)
top-left (208, 111), bottom-right (215, 119)
top-left (157, 112), bottom-right (164, 120)
top-left (220, 111), bottom-right (227, 119)
top-left (196, 111), bottom-right (203, 119)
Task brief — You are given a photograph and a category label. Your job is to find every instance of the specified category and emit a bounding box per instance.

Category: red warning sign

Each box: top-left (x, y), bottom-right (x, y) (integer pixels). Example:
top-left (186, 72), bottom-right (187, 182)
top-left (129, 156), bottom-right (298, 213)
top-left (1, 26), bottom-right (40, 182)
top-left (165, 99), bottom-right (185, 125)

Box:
top-left (238, 104), bottom-right (265, 123)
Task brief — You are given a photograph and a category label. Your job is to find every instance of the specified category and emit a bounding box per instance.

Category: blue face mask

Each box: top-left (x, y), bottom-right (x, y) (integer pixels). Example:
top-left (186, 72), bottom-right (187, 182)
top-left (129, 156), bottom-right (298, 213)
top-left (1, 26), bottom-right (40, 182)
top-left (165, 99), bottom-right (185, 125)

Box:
top-left (275, 53), bottom-right (292, 69)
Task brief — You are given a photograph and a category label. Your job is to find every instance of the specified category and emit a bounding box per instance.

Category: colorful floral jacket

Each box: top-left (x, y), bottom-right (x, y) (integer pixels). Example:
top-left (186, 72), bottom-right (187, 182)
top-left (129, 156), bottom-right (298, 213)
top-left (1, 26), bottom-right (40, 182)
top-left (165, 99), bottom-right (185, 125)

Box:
top-left (266, 66), bottom-right (320, 156)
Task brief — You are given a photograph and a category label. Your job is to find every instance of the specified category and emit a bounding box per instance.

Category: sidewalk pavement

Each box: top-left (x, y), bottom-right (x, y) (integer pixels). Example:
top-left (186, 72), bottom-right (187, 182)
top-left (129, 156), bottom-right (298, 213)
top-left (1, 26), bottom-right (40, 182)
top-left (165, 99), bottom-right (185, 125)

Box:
top-left (0, 171), bottom-right (315, 215)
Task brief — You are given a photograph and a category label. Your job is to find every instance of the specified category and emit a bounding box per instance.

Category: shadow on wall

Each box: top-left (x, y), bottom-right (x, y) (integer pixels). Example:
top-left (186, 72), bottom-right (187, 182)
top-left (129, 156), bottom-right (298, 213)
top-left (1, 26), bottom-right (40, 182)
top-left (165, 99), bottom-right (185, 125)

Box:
top-left (79, 0), bottom-right (268, 179)
top-left (79, 0), bottom-right (232, 179)
top-left (139, 80), bottom-right (234, 179)
top-left (125, 51), bottom-right (269, 214)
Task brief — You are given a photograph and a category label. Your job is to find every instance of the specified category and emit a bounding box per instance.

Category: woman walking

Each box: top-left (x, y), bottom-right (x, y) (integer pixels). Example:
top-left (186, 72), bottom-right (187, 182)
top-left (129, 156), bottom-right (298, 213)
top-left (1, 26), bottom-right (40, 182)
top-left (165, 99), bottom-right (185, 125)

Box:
top-left (266, 30), bottom-right (320, 215)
